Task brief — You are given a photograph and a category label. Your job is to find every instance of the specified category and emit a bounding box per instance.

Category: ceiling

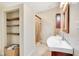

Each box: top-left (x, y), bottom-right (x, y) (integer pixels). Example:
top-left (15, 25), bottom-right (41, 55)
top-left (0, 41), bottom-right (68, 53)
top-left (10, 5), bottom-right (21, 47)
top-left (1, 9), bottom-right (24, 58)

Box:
top-left (26, 2), bottom-right (59, 12)
top-left (0, 2), bottom-right (59, 12)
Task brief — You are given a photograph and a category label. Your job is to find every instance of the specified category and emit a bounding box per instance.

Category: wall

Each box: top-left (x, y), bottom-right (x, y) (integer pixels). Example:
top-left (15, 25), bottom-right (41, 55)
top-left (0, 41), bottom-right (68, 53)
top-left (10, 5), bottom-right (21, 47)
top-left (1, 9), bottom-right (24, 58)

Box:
top-left (0, 7), bottom-right (3, 55)
top-left (37, 7), bottom-right (60, 43)
top-left (69, 3), bottom-right (79, 55)
top-left (23, 4), bottom-right (35, 56)
top-left (0, 5), bottom-right (7, 55)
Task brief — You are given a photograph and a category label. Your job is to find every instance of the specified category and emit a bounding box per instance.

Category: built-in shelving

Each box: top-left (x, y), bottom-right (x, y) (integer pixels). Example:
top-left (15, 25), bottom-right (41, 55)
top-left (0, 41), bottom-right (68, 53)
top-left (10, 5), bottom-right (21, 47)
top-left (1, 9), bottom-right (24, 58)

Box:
top-left (7, 25), bottom-right (19, 27)
top-left (6, 8), bottom-right (20, 56)
top-left (7, 17), bottom-right (19, 21)
top-left (6, 10), bottom-right (20, 42)
top-left (7, 17), bottom-right (19, 35)
top-left (7, 33), bottom-right (19, 35)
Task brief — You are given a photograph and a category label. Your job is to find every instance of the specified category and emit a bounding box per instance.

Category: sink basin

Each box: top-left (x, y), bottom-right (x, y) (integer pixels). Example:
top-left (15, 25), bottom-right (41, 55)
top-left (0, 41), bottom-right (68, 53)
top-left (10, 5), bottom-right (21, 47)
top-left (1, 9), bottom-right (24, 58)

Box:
top-left (47, 35), bottom-right (63, 46)
top-left (47, 36), bottom-right (73, 54)
top-left (48, 35), bottom-right (63, 40)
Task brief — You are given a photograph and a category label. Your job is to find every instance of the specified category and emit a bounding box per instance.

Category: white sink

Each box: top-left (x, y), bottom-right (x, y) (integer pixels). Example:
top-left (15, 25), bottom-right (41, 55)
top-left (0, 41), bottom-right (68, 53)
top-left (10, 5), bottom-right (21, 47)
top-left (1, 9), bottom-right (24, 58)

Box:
top-left (48, 35), bottom-right (63, 40)
top-left (47, 36), bottom-right (73, 54)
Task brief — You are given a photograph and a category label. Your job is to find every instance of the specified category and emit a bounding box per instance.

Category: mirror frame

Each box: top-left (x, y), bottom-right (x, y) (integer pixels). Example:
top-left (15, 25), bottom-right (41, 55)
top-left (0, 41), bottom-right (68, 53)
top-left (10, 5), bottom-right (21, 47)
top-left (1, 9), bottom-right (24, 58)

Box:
top-left (63, 3), bottom-right (70, 33)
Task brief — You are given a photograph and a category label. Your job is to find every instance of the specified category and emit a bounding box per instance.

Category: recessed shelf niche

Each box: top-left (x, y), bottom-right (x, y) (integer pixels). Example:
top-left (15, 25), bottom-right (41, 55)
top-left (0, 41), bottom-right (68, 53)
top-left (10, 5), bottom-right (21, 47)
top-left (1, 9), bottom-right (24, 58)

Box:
top-left (6, 9), bottom-right (20, 46)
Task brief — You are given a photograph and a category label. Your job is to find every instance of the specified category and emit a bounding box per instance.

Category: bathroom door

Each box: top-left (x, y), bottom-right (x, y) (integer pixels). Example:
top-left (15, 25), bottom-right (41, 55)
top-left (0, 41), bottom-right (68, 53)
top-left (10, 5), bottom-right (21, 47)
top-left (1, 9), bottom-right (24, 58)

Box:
top-left (35, 15), bottom-right (41, 44)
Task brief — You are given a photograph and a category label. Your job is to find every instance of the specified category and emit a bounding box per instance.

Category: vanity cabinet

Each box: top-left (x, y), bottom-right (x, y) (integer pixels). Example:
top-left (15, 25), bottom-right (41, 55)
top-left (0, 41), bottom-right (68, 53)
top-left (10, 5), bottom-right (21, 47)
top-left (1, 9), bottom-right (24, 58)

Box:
top-left (51, 51), bottom-right (73, 56)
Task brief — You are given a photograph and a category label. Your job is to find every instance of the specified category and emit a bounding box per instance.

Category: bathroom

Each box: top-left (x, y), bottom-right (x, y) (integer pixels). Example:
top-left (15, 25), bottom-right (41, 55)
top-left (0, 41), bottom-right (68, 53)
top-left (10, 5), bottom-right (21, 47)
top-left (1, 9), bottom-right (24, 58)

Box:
top-left (34, 2), bottom-right (79, 56)
top-left (0, 2), bottom-right (79, 56)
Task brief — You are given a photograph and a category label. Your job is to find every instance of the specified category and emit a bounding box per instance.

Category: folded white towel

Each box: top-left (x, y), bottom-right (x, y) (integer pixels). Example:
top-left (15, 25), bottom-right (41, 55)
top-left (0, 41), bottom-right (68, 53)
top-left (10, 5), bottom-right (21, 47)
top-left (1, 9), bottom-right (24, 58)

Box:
top-left (7, 45), bottom-right (17, 50)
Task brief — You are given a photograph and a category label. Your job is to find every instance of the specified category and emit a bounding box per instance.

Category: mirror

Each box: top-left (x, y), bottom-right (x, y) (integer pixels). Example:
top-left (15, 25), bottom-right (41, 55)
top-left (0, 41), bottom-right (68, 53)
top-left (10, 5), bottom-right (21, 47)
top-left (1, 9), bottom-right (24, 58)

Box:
top-left (55, 13), bottom-right (61, 35)
top-left (63, 3), bottom-right (70, 33)
top-left (56, 13), bottom-right (61, 29)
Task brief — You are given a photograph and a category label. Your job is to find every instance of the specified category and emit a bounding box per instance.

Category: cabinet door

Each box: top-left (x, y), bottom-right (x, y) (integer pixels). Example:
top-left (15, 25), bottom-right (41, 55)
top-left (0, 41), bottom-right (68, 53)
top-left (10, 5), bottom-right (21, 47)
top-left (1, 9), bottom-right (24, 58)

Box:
top-left (51, 51), bottom-right (73, 56)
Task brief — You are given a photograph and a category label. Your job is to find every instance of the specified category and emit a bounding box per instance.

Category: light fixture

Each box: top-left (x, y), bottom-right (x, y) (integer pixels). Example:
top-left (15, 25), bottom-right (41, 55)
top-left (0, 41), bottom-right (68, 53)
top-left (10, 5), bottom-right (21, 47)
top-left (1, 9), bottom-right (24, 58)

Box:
top-left (60, 2), bottom-right (68, 8)
top-left (63, 2), bottom-right (68, 10)
top-left (60, 2), bottom-right (68, 12)
top-left (60, 2), bottom-right (65, 8)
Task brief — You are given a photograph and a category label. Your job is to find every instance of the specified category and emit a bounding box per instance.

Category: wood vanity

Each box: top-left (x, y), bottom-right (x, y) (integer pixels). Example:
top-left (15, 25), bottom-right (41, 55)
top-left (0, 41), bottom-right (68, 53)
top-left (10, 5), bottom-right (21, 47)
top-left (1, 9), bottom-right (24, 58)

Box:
top-left (51, 51), bottom-right (73, 56)
top-left (47, 35), bottom-right (73, 56)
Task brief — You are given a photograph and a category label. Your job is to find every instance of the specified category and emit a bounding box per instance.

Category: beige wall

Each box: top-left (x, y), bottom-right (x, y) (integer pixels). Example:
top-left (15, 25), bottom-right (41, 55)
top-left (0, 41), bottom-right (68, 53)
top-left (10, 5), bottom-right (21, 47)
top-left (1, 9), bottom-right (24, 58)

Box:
top-left (37, 6), bottom-right (61, 43)
top-left (69, 3), bottom-right (79, 55)
top-left (0, 5), bottom-right (6, 55)
top-left (23, 4), bottom-right (35, 56)
top-left (0, 8), bottom-right (3, 56)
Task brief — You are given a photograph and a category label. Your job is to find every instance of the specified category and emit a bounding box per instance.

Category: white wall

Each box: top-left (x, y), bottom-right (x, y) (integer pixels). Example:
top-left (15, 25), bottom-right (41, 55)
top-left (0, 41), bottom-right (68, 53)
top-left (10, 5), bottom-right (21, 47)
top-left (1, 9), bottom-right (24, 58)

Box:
top-left (0, 7), bottom-right (3, 55)
top-left (23, 4), bottom-right (35, 56)
top-left (0, 5), bottom-right (7, 55)
top-left (37, 7), bottom-right (60, 43)
top-left (69, 3), bottom-right (79, 55)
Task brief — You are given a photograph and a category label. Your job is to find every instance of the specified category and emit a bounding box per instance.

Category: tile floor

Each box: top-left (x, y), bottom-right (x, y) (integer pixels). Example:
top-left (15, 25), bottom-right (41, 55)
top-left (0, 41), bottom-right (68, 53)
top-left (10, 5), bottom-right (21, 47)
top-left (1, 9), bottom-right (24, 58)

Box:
top-left (31, 42), bottom-right (51, 56)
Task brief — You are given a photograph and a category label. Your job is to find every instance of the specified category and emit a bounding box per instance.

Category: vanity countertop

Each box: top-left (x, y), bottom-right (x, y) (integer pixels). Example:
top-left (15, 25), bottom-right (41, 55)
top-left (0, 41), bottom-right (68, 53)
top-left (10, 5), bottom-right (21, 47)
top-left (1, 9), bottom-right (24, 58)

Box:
top-left (47, 36), bottom-right (73, 54)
